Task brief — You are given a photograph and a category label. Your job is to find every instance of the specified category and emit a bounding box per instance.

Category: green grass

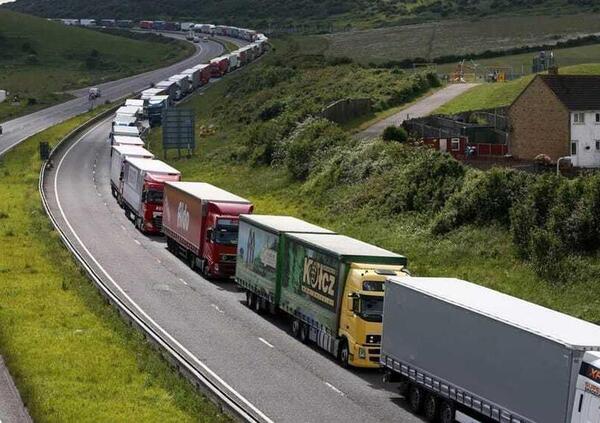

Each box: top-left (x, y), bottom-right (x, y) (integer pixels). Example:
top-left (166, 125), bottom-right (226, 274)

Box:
top-left (0, 107), bottom-right (229, 422)
top-left (322, 13), bottom-right (600, 64)
top-left (436, 62), bottom-right (600, 115)
top-left (0, 9), bottom-right (194, 122)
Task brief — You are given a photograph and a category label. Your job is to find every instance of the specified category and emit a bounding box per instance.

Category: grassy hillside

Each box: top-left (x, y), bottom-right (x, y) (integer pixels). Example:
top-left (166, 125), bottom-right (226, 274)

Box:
top-left (3, 0), bottom-right (597, 29)
top-left (0, 106), bottom-right (228, 422)
top-left (144, 48), bottom-right (600, 326)
top-left (436, 63), bottom-right (600, 114)
top-left (322, 14), bottom-right (600, 64)
top-left (0, 10), bottom-right (193, 122)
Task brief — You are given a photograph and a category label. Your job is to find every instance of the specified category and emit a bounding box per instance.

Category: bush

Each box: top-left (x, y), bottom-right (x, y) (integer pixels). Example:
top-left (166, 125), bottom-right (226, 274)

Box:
top-left (432, 168), bottom-right (530, 234)
top-left (382, 126), bottom-right (408, 143)
top-left (279, 118), bottom-right (349, 180)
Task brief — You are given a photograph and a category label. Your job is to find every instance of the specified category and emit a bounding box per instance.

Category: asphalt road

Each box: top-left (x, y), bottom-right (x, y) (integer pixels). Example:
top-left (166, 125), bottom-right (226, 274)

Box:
top-left (355, 83), bottom-right (479, 140)
top-left (0, 34), bottom-right (223, 156)
top-left (43, 122), bottom-right (425, 422)
top-left (0, 356), bottom-right (32, 423)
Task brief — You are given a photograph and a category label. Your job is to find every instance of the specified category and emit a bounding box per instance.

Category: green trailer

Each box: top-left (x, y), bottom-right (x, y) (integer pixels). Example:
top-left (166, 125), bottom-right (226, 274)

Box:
top-left (236, 214), bottom-right (334, 311)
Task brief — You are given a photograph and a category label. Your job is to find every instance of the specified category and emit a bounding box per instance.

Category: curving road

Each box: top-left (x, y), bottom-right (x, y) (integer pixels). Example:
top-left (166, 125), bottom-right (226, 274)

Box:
top-left (41, 78), bottom-right (426, 423)
top-left (0, 34), bottom-right (224, 156)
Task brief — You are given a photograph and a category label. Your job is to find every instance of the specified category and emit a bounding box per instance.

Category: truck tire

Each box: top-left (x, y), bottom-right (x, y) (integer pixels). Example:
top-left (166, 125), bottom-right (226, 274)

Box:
top-left (253, 294), bottom-right (262, 313)
top-left (291, 319), bottom-right (301, 338)
top-left (439, 401), bottom-right (454, 423)
top-left (408, 385), bottom-right (423, 414)
top-left (338, 338), bottom-right (350, 368)
top-left (245, 291), bottom-right (253, 308)
top-left (423, 394), bottom-right (438, 422)
top-left (135, 217), bottom-right (144, 233)
top-left (111, 187), bottom-right (117, 198)
top-left (299, 323), bottom-right (309, 344)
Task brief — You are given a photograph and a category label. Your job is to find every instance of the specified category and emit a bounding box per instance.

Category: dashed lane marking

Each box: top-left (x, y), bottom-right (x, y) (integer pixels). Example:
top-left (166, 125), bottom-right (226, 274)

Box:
top-left (258, 337), bottom-right (274, 348)
top-left (324, 382), bottom-right (345, 396)
top-left (134, 239), bottom-right (141, 246)
top-left (179, 278), bottom-right (188, 286)
top-left (211, 304), bottom-right (224, 313)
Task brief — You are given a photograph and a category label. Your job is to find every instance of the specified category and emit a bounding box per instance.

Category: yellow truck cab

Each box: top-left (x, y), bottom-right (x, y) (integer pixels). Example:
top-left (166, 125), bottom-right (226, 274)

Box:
top-left (339, 264), bottom-right (408, 368)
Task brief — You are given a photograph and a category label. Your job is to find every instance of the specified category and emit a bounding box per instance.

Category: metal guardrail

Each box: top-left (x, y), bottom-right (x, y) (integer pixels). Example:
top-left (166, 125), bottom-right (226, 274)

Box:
top-left (38, 107), bottom-right (265, 423)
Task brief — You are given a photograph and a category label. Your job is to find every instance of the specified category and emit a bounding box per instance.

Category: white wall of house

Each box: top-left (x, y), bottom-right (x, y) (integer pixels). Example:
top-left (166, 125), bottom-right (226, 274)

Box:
top-left (570, 111), bottom-right (600, 168)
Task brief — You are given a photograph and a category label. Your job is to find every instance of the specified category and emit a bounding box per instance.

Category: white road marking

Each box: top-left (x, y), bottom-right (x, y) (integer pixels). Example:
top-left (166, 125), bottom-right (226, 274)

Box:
top-left (53, 119), bottom-right (274, 423)
top-left (211, 303), bottom-right (224, 313)
top-left (178, 278), bottom-right (188, 286)
top-left (134, 239), bottom-right (141, 246)
top-left (258, 337), bottom-right (274, 348)
top-left (120, 225), bottom-right (126, 231)
top-left (324, 382), bottom-right (345, 396)
top-left (155, 258), bottom-right (161, 264)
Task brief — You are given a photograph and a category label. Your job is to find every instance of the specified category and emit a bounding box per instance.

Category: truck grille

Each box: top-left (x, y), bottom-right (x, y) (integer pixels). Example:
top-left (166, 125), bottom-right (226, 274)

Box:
top-left (368, 348), bottom-right (380, 355)
top-left (153, 216), bottom-right (163, 231)
top-left (220, 254), bottom-right (236, 263)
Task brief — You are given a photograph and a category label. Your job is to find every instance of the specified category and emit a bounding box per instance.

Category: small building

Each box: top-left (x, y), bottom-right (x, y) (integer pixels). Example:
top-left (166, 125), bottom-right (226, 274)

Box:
top-left (508, 72), bottom-right (600, 167)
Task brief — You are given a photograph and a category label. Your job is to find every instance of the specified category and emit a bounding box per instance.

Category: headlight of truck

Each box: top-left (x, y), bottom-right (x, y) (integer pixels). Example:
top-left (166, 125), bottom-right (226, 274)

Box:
top-left (358, 347), bottom-right (366, 359)
top-left (366, 334), bottom-right (381, 344)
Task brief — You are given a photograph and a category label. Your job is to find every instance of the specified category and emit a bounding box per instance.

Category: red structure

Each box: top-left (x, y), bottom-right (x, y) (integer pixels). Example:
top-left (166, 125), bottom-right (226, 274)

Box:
top-left (422, 137), bottom-right (508, 160)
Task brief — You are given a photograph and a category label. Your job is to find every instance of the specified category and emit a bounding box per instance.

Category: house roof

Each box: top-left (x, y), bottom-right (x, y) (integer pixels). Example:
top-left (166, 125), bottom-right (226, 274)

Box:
top-left (539, 74), bottom-right (600, 111)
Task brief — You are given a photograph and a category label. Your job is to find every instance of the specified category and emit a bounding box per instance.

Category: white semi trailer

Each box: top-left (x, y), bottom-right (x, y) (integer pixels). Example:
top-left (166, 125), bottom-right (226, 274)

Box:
top-left (381, 276), bottom-right (600, 423)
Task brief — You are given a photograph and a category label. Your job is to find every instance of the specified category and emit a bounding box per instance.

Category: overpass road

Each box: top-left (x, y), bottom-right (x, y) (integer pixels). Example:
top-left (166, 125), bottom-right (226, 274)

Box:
top-left (0, 33), bottom-right (223, 156)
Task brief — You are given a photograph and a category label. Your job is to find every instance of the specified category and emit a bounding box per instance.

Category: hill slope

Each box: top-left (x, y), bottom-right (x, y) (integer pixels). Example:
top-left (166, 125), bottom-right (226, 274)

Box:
top-left (2, 0), bottom-right (597, 28)
top-left (0, 9), bottom-right (192, 121)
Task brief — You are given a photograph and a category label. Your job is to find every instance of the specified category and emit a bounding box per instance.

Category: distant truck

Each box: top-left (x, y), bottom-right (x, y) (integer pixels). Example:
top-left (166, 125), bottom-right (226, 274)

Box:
top-left (111, 135), bottom-right (144, 147)
top-left (163, 182), bottom-right (253, 278)
top-left (168, 74), bottom-right (191, 96)
top-left (116, 105), bottom-right (141, 120)
top-left (180, 68), bottom-right (202, 90)
top-left (121, 158), bottom-right (181, 234)
top-left (89, 87), bottom-right (101, 99)
top-left (192, 64), bottom-right (212, 86)
top-left (110, 145), bottom-right (154, 203)
top-left (147, 95), bottom-right (170, 127)
top-left (209, 56), bottom-right (229, 78)
top-left (154, 80), bottom-right (179, 102)
top-left (124, 99), bottom-right (144, 115)
top-left (381, 276), bottom-right (600, 423)
top-left (109, 126), bottom-right (140, 144)
top-left (236, 216), bottom-right (409, 368)
top-left (112, 115), bottom-right (138, 129)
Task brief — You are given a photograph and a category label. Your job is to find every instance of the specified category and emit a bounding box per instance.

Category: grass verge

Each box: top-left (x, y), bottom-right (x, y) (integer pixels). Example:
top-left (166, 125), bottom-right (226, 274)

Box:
top-left (0, 107), bottom-right (229, 422)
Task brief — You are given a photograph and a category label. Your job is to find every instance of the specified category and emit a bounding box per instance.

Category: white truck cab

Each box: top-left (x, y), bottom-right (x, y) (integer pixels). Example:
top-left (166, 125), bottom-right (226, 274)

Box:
top-left (572, 351), bottom-right (600, 423)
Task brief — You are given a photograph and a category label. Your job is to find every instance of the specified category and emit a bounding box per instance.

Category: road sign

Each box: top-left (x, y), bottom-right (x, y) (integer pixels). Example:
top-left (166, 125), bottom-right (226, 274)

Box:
top-left (162, 108), bottom-right (195, 157)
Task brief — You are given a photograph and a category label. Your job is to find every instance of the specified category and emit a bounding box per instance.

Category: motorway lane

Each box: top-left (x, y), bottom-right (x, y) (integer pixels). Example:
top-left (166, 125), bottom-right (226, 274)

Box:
top-left (0, 35), bottom-right (224, 156)
top-left (44, 117), bottom-right (425, 423)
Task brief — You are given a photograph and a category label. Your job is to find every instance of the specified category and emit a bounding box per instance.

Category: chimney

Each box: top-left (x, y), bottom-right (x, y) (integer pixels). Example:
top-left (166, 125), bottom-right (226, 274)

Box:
top-left (548, 66), bottom-right (559, 75)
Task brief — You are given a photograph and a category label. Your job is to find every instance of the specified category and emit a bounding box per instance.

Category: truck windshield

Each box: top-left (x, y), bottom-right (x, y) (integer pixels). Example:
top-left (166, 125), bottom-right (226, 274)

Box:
top-left (214, 225), bottom-right (238, 245)
top-left (144, 189), bottom-right (163, 203)
top-left (359, 296), bottom-right (383, 322)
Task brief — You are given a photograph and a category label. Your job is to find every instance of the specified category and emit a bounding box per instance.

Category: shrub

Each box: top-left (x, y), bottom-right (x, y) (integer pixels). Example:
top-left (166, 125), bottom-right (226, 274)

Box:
top-left (382, 126), bottom-right (408, 143)
top-left (432, 168), bottom-right (530, 234)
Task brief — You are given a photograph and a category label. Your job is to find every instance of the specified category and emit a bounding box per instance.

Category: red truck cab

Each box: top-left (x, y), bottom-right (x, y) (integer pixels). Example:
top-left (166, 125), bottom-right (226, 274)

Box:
top-left (121, 158), bottom-right (181, 234)
top-left (209, 57), bottom-right (230, 78)
top-left (163, 182), bottom-right (253, 278)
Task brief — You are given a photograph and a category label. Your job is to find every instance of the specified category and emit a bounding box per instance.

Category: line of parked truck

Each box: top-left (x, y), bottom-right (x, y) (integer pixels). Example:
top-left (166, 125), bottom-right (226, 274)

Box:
top-left (102, 22), bottom-right (600, 423)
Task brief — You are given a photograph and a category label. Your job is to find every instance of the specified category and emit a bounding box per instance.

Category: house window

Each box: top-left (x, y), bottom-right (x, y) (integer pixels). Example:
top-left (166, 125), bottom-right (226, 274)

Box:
top-left (573, 112), bottom-right (585, 124)
top-left (451, 138), bottom-right (461, 151)
top-left (571, 140), bottom-right (578, 155)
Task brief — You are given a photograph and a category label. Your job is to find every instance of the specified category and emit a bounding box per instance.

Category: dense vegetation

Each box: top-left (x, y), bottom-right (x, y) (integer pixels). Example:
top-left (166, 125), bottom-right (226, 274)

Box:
top-left (0, 10), bottom-right (193, 122)
top-left (0, 106), bottom-right (229, 422)
top-left (147, 37), bottom-right (600, 324)
top-left (3, 0), bottom-right (596, 28)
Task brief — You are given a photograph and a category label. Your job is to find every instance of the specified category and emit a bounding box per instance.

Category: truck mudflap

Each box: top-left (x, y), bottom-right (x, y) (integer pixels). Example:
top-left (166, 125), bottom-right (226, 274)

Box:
top-left (381, 355), bottom-right (533, 423)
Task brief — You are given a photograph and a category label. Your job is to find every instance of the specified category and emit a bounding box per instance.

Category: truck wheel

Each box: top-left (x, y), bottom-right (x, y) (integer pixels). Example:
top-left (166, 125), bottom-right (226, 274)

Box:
top-left (439, 401), bottom-right (454, 423)
top-left (291, 319), bottom-right (301, 338)
top-left (408, 385), bottom-right (423, 414)
top-left (111, 187), bottom-right (117, 198)
top-left (253, 294), bottom-right (262, 313)
top-left (338, 339), bottom-right (350, 368)
top-left (245, 291), bottom-right (253, 308)
top-left (135, 217), bottom-right (144, 233)
top-left (299, 323), bottom-right (309, 344)
top-left (423, 394), bottom-right (438, 422)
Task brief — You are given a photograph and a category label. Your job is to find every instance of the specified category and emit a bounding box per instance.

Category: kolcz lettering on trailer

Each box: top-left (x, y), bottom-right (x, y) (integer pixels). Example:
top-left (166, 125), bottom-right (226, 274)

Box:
top-left (302, 257), bottom-right (336, 307)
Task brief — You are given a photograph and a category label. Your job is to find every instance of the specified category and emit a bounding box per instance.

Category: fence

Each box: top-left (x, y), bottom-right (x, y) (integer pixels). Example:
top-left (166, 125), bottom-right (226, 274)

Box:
top-left (321, 98), bottom-right (372, 124)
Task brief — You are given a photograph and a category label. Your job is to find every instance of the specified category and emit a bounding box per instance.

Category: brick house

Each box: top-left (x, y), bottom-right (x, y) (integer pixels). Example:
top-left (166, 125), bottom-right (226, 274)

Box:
top-left (508, 72), bottom-right (600, 167)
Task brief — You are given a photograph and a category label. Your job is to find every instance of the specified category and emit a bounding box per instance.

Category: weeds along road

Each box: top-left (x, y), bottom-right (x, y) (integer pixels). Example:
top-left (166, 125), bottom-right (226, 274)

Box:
top-left (42, 119), bottom-right (426, 422)
top-left (0, 33), bottom-right (223, 156)
top-left (356, 83), bottom-right (479, 140)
